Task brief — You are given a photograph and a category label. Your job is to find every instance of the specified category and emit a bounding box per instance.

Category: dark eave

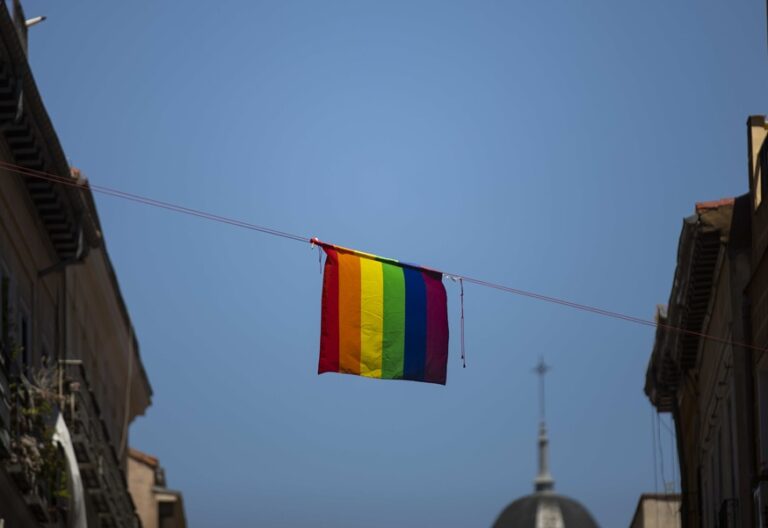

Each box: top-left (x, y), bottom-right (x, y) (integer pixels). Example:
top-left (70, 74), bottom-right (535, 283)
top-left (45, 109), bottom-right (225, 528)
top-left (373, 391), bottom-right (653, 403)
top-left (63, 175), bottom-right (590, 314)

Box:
top-left (646, 201), bottom-right (734, 412)
top-left (676, 223), bottom-right (722, 370)
top-left (0, 1), bottom-right (100, 261)
top-left (645, 307), bottom-right (680, 412)
top-left (0, 3), bottom-right (152, 404)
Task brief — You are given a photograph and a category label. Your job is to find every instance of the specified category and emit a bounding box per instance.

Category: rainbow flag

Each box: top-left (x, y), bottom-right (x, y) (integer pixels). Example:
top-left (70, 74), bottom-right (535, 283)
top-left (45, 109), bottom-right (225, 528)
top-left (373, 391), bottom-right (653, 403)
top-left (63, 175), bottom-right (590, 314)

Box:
top-left (317, 242), bottom-right (449, 385)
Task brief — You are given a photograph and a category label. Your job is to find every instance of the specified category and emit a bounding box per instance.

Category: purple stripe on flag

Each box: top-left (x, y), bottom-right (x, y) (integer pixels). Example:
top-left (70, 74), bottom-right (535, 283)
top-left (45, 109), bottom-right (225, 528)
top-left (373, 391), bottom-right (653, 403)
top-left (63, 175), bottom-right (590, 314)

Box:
top-left (423, 270), bottom-right (448, 385)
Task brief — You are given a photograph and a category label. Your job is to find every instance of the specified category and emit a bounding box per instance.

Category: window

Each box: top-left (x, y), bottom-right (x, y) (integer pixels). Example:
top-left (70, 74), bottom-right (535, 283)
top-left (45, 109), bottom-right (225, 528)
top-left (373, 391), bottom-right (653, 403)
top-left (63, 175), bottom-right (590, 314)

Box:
top-left (726, 397), bottom-right (737, 498)
top-left (40, 345), bottom-right (48, 370)
top-left (0, 270), bottom-right (7, 363)
top-left (702, 470), bottom-right (711, 528)
top-left (18, 304), bottom-right (29, 376)
top-left (712, 450), bottom-right (718, 525)
top-left (756, 141), bottom-right (768, 210)
top-left (758, 364), bottom-right (768, 471)
top-left (0, 271), bottom-right (10, 369)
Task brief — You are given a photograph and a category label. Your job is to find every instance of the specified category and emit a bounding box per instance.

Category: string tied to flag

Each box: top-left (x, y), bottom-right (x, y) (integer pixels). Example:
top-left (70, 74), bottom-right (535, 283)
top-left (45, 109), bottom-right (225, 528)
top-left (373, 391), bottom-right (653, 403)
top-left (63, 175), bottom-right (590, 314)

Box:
top-left (446, 274), bottom-right (466, 369)
top-left (460, 277), bottom-right (466, 368)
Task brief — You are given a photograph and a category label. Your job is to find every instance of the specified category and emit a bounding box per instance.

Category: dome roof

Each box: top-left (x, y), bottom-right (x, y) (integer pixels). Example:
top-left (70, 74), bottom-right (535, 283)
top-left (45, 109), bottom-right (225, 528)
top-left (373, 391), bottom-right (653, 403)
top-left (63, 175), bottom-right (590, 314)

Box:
top-left (493, 360), bottom-right (599, 527)
top-left (493, 493), bottom-right (599, 528)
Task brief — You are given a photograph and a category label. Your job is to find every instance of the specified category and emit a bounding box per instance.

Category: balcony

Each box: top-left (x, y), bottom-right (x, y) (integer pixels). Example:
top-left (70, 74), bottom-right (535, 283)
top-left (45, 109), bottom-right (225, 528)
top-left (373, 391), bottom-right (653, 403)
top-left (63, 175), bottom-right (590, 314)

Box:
top-left (0, 355), bottom-right (141, 527)
top-left (61, 362), bottom-right (139, 528)
top-left (0, 360), bottom-right (67, 526)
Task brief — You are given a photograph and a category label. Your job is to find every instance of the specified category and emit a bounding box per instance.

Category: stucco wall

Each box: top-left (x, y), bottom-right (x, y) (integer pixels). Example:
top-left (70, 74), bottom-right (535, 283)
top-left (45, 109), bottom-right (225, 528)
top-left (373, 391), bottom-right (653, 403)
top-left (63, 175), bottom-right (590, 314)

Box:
top-left (630, 497), bottom-right (681, 528)
top-left (129, 456), bottom-right (159, 528)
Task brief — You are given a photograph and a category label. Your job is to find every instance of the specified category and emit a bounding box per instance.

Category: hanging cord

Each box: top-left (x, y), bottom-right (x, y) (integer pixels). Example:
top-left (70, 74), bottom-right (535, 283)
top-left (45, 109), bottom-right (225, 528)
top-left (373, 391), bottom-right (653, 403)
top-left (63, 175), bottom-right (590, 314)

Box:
top-left (460, 278), bottom-right (466, 368)
top-left (656, 412), bottom-right (667, 492)
top-left (444, 275), bottom-right (466, 367)
top-left (651, 406), bottom-right (660, 526)
top-left (118, 335), bottom-right (134, 459)
top-left (669, 415), bottom-right (676, 493)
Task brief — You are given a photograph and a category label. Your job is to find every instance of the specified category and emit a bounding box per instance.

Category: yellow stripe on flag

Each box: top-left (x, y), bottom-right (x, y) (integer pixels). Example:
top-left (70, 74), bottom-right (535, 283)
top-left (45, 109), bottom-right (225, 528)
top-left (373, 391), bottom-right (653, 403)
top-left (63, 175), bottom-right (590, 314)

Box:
top-left (359, 257), bottom-right (384, 378)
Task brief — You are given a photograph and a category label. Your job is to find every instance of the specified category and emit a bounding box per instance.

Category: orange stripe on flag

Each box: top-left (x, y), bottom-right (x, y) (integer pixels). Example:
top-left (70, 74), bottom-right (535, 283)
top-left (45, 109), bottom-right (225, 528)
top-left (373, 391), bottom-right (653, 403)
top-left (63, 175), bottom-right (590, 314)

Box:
top-left (338, 252), bottom-right (361, 374)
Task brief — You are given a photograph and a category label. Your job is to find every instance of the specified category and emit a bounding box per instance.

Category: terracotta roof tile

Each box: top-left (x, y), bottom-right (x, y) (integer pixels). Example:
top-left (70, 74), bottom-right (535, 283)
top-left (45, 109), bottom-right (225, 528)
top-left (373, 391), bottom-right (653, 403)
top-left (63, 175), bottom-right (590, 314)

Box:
top-left (128, 448), bottom-right (159, 468)
top-left (695, 198), bottom-right (735, 213)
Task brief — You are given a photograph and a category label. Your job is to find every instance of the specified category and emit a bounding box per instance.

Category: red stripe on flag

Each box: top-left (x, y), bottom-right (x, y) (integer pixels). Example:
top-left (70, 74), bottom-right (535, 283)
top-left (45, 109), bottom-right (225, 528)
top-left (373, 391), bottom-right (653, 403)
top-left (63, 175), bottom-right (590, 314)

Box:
top-left (318, 247), bottom-right (340, 373)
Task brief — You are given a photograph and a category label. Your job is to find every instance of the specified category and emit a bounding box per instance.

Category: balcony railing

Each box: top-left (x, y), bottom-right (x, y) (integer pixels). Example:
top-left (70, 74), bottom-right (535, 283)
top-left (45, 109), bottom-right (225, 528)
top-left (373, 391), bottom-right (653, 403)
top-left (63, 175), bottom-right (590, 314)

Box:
top-left (0, 353), bottom-right (140, 527)
top-left (61, 361), bottom-right (139, 528)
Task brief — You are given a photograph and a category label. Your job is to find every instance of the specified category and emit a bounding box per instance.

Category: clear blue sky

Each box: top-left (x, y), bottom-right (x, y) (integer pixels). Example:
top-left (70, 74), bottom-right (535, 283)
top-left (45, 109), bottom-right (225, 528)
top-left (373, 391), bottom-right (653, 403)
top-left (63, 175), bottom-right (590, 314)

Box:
top-left (22, 1), bottom-right (768, 525)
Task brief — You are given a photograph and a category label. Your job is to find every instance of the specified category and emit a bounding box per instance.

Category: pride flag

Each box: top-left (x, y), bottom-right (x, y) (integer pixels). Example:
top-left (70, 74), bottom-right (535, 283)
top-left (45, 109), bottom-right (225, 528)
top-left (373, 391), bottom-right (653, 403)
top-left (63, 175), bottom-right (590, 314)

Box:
top-left (317, 242), bottom-right (449, 385)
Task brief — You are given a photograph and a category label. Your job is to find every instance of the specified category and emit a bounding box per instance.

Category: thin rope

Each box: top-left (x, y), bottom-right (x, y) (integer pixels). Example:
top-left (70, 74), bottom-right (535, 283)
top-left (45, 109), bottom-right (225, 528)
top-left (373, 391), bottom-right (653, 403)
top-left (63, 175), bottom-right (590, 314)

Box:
top-left (118, 334), bottom-right (134, 459)
top-left (651, 406), bottom-right (660, 525)
top-left (460, 278), bottom-right (466, 368)
top-left (656, 412), bottom-right (667, 492)
top-left (3, 160), bottom-right (765, 356)
top-left (658, 416), bottom-right (675, 435)
top-left (669, 414), bottom-right (676, 493)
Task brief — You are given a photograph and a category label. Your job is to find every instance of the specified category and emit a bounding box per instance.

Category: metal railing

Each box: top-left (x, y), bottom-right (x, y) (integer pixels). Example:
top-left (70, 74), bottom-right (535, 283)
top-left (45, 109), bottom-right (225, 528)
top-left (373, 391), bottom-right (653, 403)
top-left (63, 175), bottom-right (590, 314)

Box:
top-left (61, 361), bottom-right (139, 528)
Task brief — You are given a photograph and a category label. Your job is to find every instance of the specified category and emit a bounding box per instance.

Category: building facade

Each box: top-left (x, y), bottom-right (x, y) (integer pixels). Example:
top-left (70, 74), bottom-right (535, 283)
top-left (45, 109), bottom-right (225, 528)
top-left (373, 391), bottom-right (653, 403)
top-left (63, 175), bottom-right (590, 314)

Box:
top-left (629, 494), bottom-right (681, 528)
top-left (645, 115), bottom-right (768, 527)
top-left (128, 449), bottom-right (186, 528)
top-left (0, 1), bottom-right (153, 526)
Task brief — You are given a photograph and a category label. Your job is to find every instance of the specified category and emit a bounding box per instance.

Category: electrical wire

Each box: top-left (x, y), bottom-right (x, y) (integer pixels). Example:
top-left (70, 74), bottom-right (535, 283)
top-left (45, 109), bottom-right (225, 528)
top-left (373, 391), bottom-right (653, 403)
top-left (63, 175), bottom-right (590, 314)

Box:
top-left (2, 159), bottom-right (765, 355)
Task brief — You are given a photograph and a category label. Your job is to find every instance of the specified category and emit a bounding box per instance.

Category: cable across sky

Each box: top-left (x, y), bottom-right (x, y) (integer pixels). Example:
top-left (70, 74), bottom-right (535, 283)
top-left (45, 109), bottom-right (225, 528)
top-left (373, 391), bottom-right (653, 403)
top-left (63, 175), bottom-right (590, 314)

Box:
top-left (1, 158), bottom-right (762, 354)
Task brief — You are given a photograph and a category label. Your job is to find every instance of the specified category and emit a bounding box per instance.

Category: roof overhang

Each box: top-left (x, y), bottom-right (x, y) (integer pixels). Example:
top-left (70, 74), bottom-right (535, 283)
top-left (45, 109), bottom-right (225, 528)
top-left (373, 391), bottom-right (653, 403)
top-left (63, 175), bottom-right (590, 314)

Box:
top-left (0, 3), bottom-right (153, 406)
top-left (0, 1), bottom-right (101, 261)
top-left (645, 201), bottom-right (734, 411)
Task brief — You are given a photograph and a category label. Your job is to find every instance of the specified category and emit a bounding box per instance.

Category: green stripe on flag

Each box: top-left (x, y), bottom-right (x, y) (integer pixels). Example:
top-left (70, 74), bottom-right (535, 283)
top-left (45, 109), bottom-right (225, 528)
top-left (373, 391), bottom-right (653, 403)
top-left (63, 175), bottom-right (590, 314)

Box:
top-left (382, 262), bottom-right (406, 379)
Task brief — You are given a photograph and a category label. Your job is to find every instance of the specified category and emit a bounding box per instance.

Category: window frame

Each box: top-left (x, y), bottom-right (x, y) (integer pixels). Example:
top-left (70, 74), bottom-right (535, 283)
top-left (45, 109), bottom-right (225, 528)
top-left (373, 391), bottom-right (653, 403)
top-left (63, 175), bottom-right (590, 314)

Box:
top-left (756, 140), bottom-right (768, 211)
top-left (17, 297), bottom-right (30, 377)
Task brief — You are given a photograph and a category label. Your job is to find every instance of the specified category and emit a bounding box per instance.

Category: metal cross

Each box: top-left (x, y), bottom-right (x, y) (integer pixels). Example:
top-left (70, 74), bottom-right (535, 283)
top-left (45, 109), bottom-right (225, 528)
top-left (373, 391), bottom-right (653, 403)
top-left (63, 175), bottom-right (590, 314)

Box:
top-left (533, 356), bottom-right (551, 423)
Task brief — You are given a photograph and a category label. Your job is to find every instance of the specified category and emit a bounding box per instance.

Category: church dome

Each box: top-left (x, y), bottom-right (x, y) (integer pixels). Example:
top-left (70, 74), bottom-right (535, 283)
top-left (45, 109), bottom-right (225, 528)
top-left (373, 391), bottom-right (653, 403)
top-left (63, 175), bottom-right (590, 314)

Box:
top-left (493, 493), bottom-right (599, 528)
top-left (492, 359), bottom-right (600, 527)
